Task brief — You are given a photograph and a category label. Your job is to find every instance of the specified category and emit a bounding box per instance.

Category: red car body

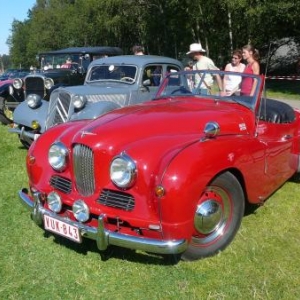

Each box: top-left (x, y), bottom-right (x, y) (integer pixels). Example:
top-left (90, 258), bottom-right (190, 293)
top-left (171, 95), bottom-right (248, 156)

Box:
top-left (19, 70), bottom-right (300, 261)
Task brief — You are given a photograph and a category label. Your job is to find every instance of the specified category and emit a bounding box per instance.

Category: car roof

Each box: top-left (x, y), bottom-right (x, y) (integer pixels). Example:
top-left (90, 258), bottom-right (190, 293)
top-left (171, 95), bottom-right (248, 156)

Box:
top-left (39, 46), bottom-right (123, 56)
top-left (89, 55), bottom-right (183, 68)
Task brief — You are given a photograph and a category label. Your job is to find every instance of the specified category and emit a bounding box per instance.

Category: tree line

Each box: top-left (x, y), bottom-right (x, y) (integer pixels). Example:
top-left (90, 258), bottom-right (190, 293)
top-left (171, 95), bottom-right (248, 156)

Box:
top-left (4, 0), bottom-right (300, 71)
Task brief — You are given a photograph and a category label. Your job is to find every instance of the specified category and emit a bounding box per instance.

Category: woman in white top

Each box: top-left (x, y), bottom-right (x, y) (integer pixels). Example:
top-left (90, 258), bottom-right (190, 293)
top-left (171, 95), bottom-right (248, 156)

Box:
top-left (223, 49), bottom-right (245, 95)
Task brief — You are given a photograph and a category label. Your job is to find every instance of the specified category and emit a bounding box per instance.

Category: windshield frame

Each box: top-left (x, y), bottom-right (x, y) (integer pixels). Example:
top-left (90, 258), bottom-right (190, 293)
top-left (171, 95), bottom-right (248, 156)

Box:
top-left (155, 69), bottom-right (263, 111)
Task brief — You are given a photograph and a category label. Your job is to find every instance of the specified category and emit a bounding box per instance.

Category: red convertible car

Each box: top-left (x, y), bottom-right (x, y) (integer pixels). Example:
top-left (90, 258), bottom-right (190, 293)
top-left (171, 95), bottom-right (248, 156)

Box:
top-left (19, 69), bottom-right (299, 261)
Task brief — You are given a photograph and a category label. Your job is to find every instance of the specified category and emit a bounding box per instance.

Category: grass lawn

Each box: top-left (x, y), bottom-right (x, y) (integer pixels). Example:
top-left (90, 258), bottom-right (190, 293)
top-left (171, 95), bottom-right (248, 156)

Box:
top-left (1, 101), bottom-right (300, 299)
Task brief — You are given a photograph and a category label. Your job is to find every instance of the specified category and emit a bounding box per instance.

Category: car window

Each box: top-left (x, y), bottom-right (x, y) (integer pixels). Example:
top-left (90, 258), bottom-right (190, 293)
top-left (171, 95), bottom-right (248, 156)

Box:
top-left (143, 65), bottom-right (163, 86)
top-left (167, 65), bottom-right (181, 73)
top-left (88, 65), bottom-right (137, 83)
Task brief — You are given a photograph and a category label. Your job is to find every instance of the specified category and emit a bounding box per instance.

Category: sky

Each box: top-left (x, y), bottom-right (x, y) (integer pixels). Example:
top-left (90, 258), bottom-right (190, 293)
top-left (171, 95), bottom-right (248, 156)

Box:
top-left (0, 0), bottom-right (36, 55)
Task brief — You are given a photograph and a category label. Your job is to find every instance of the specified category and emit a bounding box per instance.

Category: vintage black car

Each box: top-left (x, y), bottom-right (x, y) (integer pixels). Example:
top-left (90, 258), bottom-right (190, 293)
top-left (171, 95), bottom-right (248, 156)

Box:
top-left (0, 47), bottom-right (122, 126)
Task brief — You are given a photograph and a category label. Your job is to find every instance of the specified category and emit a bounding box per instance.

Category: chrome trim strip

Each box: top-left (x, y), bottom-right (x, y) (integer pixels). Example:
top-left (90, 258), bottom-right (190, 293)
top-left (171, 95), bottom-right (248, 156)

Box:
top-left (18, 190), bottom-right (188, 255)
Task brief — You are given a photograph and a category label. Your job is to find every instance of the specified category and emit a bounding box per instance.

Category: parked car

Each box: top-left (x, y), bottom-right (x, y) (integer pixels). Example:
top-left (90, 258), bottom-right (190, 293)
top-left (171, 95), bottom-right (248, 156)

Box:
top-left (18, 69), bottom-right (299, 261)
top-left (0, 69), bottom-right (29, 81)
top-left (0, 70), bottom-right (30, 124)
top-left (6, 47), bottom-right (122, 139)
top-left (10, 55), bottom-right (183, 147)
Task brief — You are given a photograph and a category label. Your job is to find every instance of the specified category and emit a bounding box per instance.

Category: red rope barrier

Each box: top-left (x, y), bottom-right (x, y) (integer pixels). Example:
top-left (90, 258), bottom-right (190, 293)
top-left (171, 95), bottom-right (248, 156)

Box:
top-left (266, 76), bottom-right (300, 80)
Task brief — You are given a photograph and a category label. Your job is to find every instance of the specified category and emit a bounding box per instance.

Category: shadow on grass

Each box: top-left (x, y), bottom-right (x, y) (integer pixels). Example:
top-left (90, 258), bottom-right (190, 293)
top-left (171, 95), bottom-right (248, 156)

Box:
top-left (44, 231), bottom-right (181, 265)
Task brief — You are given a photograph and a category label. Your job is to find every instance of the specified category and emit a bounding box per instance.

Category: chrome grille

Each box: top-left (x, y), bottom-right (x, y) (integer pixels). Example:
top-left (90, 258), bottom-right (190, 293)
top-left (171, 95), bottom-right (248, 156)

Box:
top-left (46, 92), bottom-right (71, 129)
top-left (25, 77), bottom-right (45, 98)
top-left (73, 144), bottom-right (95, 196)
top-left (50, 176), bottom-right (72, 194)
top-left (98, 189), bottom-right (135, 211)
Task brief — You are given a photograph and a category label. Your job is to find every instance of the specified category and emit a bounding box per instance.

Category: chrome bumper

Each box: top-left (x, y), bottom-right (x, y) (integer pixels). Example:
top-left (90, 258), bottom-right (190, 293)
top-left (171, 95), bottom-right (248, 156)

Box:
top-left (9, 126), bottom-right (40, 141)
top-left (18, 189), bottom-right (188, 255)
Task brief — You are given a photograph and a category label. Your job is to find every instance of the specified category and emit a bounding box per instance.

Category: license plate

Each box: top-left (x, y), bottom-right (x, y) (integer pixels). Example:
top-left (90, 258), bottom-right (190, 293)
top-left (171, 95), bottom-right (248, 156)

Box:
top-left (44, 215), bottom-right (81, 243)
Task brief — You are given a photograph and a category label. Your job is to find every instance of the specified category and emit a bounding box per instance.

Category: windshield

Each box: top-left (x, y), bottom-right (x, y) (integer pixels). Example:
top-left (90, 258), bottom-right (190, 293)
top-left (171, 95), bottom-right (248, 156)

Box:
top-left (39, 54), bottom-right (90, 71)
top-left (87, 64), bottom-right (137, 83)
top-left (156, 69), bottom-right (262, 110)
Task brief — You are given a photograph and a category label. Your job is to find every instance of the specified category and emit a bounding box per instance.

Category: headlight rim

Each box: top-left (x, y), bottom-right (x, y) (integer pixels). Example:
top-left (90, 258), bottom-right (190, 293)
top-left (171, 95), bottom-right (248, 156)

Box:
top-left (13, 78), bottom-right (23, 89)
top-left (48, 141), bottom-right (69, 172)
top-left (110, 153), bottom-right (137, 189)
top-left (73, 94), bottom-right (87, 109)
top-left (44, 77), bottom-right (54, 90)
top-left (27, 94), bottom-right (42, 109)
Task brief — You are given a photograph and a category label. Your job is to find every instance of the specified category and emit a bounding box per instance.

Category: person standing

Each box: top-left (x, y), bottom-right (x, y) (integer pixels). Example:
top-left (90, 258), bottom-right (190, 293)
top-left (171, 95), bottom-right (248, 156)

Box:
top-left (132, 45), bottom-right (145, 55)
top-left (240, 44), bottom-right (260, 96)
top-left (186, 43), bottom-right (222, 93)
top-left (223, 49), bottom-right (245, 95)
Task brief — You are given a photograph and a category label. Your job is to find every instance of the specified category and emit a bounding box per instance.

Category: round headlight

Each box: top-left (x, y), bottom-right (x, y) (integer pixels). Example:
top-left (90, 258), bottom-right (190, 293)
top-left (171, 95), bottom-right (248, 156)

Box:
top-left (48, 142), bottom-right (69, 171)
top-left (73, 200), bottom-right (89, 222)
top-left (44, 78), bottom-right (54, 90)
top-left (27, 94), bottom-right (42, 108)
top-left (110, 153), bottom-right (137, 188)
top-left (47, 191), bottom-right (62, 213)
top-left (13, 78), bottom-right (23, 89)
top-left (73, 95), bottom-right (87, 109)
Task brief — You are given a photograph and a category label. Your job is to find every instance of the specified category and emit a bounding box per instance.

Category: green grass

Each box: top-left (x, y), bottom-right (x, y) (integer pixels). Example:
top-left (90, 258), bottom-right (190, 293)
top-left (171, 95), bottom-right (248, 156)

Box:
top-left (1, 120), bottom-right (300, 299)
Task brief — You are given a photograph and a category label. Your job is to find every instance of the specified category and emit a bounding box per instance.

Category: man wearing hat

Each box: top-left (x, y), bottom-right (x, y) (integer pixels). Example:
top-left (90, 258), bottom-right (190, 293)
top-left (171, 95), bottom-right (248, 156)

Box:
top-left (187, 43), bottom-right (220, 94)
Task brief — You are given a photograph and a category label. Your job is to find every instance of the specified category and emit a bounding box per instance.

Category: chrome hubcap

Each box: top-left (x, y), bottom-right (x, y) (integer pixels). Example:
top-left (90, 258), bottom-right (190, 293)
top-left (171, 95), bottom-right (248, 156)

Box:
top-left (192, 186), bottom-right (231, 245)
top-left (194, 200), bottom-right (222, 234)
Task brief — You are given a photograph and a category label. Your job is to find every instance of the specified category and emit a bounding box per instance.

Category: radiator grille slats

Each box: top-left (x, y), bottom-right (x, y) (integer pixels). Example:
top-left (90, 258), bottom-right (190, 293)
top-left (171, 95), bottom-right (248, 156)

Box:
top-left (25, 77), bottom-right (45, 98)
top-left (73, 144), bottom-right (95, 196)
top-left (98, 189), bottom-right (135, 211)
top-left (46, 92), bottom-right (71, 129)
top-left (49, 176), bottom-right (72, 194)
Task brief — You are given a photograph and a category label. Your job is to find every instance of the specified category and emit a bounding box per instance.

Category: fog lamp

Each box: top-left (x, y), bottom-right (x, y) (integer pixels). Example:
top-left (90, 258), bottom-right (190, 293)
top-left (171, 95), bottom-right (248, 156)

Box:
top-left (73, 200), bottom-right (90, 222)
top-left (47, 191), bottom-right (62, 213)
top-left (31, 120), bottom-right (40, 130)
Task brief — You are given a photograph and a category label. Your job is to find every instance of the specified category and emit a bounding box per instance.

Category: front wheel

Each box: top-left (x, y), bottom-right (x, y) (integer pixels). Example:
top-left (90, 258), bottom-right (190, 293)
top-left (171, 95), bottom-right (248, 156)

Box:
top-left (181, 172), bottom-right (245, 261)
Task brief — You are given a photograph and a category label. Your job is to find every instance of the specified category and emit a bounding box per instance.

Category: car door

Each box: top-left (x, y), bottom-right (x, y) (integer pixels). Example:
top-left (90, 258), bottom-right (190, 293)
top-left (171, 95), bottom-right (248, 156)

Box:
top-left (256, 107), bottom-right (297, 193)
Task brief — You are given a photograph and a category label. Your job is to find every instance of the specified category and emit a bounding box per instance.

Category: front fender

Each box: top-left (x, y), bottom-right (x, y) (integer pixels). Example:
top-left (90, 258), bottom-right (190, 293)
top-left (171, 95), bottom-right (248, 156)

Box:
top-left (70, 101), bottom-right (121, 121)
top-left (13, 100), bottom-right (49, 132)
top-left (157, 136), bottom-right (263, 237)
top-left (0, 84), bottom-right (10, 97)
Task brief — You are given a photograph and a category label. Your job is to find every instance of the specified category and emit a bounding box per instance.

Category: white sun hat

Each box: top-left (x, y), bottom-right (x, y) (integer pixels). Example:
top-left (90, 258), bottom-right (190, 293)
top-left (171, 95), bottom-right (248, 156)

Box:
top-left (186, 43), bottom-right (206, 54)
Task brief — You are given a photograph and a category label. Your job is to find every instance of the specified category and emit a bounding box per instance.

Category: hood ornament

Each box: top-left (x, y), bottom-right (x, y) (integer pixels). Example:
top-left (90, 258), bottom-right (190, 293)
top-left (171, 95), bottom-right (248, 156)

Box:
top-left (80, 131), bottom-right (97, 138)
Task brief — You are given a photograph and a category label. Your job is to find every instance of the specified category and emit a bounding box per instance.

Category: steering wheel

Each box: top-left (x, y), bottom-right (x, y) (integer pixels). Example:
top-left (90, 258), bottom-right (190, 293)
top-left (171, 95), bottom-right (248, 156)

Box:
top-left (120, 77), bottom-right (135, 82)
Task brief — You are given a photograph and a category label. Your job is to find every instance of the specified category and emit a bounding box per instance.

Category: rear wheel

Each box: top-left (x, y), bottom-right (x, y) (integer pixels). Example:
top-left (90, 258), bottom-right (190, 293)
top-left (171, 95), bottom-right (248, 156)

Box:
top-left (0, 96), bottom-right (13, 125)
top-left (181, 172), bottom-right (245, 261)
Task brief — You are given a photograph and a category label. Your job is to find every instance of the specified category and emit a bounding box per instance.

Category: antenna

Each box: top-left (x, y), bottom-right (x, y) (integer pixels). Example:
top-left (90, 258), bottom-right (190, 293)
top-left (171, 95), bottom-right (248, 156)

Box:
top-left (263, 42), bottom-right (272, 98)
top-left (259, 42), bottom-right (272, 123)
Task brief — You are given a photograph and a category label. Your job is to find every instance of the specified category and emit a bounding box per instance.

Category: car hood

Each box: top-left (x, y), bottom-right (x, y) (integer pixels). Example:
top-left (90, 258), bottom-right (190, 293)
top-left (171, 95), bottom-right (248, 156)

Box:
top-left (60, 97), bottom-right (254, 149)
top-left (60, 82), bottom-right (134, 96)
